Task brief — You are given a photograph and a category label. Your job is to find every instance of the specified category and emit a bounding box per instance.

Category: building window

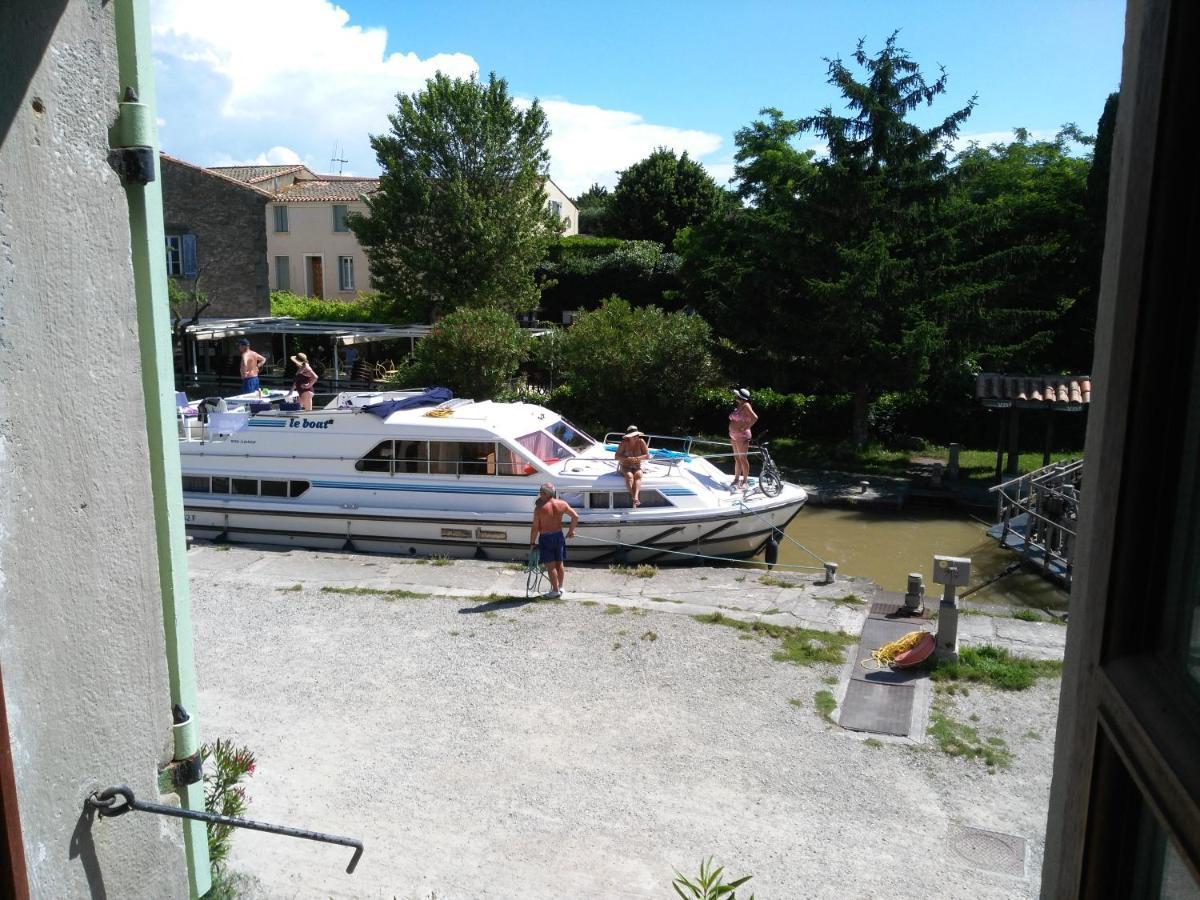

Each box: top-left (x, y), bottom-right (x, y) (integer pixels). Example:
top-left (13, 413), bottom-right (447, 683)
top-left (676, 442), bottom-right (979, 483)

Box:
top-left (273, 205), bottom-right (289, 233)
top-left (166, 235), bottom-right (182, 276)
top-left (548, 199), bottom-right (562, 219)
top-left (165, 234), bottom-right (197, 278)
top-left (332, 204), bottom-right (349, 232)
top-left (274, 256), bottom-right (290, 291)
top-left (338, 256), bottom-right (354, 291)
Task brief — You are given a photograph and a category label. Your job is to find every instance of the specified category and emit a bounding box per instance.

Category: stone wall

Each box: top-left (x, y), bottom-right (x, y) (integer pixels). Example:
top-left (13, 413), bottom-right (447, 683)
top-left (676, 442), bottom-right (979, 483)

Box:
top-left (0, 2), bottom-right (189, 896)
top-left (162, 157), bottom-right (270, 318)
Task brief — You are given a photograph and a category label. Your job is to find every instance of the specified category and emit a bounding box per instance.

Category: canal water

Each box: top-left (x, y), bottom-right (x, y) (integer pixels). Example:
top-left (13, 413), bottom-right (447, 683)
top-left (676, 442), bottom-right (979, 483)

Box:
top-left (777, 505), bottom-right (1070, 611)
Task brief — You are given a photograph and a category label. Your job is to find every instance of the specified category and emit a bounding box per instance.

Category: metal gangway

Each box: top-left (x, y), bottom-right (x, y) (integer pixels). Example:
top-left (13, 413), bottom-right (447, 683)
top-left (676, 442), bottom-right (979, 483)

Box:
top-left (988, 459), bottom-right (1083, 586)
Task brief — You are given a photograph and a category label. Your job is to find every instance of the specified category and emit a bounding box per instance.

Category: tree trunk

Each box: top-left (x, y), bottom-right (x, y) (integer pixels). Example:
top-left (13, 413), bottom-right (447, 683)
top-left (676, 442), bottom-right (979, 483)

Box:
top-left (852, 384), bottom-right (870, 449)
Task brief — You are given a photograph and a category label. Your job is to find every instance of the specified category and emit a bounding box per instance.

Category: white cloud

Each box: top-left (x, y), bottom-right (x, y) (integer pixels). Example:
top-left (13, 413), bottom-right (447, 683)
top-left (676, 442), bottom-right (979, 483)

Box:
top-left (533, 99), bottom-right (723, 197)
top-left (149, 0), bottom-right (727, 193)
top-left (209, 145), bottom-right (304, 167)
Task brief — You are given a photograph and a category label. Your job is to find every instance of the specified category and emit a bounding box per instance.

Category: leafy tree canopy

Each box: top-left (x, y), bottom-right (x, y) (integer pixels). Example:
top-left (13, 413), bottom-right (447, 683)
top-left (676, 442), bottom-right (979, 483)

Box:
top-left (351, 72), bottom-right (560, 321)
top-left (557, 297), bottom-right (722, 432)
top-left (408, 305), bottom-right (530, 400)
top-left (606, 147), bottom-right (726, 246)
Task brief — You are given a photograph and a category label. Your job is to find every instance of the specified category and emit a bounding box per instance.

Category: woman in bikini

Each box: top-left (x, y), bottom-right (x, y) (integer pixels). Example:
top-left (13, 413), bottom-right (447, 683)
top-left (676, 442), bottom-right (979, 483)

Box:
top-left (729, 388), bottom-right (758, 491)
top-left (615, 425), bottom-right (650, 507)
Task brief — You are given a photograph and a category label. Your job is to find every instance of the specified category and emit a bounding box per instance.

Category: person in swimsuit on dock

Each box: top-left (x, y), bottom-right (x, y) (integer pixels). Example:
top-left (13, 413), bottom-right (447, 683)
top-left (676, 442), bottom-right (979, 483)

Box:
top-left (615, 425), bottom-right (650, 507)
top-left (530, 483), bottom-right (578, 599)
top-left (729, 388), bottom-right (758, 491)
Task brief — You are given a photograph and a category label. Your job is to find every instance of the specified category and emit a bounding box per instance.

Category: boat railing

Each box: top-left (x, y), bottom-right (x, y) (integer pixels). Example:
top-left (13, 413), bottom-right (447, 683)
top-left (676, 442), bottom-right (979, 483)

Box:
top-left (601, 432), bottom-right (771, 466)
top-left (988, 458), bottom-right (1082, 581)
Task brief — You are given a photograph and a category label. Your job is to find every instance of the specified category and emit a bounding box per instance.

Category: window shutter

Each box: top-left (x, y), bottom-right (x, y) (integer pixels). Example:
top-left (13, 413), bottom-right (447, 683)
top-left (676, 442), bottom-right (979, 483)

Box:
top-left (182, 233), bottom-right (198, 278)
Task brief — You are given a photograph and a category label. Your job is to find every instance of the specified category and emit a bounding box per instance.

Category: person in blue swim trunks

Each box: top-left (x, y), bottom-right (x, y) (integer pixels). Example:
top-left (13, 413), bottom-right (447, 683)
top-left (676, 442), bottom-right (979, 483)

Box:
top-left (529, 483), bottom-right (578, 599)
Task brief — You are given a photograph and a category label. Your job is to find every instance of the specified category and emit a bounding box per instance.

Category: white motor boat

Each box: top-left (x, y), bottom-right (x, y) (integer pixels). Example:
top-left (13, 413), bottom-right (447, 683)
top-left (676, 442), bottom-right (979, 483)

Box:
top-left (177, 388), bottom-right (807, 563)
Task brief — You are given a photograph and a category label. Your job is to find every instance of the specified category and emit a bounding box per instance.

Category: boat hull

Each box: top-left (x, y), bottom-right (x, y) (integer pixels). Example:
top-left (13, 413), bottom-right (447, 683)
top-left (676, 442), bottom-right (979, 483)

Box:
top-left (183, 494), bottom-right (807, 564)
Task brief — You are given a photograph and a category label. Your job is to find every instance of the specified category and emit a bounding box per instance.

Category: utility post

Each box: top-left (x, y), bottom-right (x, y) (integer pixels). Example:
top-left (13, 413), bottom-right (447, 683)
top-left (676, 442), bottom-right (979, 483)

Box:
top-left (932, 555), bottom-right (972, 663)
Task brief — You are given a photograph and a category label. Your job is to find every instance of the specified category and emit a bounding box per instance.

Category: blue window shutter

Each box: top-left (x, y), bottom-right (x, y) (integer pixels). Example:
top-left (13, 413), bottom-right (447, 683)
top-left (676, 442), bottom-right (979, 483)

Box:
top-left (182, 233), bottom-right (198, 278)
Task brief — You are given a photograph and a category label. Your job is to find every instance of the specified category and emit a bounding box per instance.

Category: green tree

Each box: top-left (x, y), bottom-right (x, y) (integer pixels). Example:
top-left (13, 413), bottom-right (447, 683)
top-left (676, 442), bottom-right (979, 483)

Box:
top-left (557, 297), bottom-right (722, 431)
top-left (575, 182), bottom-right (611, 235)
top-left (351, 72), bottom-right (559, 321)
top-left (538, 236), bottom-right (683, 319)
top-left (410, 306), bottom-right (530, 399)
top-left (607, 148), bottom-right (725, 246)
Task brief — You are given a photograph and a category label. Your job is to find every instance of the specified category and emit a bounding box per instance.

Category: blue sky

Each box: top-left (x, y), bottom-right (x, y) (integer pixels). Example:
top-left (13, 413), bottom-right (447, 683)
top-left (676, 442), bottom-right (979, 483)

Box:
top-left (151, 0), bottom-right (1125, 196)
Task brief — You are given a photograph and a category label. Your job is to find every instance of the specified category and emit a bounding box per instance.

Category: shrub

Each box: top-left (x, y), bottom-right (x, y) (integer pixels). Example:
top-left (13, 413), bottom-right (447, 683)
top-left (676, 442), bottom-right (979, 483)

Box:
top-left (411, 306), bottom-right (529, 399)
top-left (558, 297), bottom-right (722, 432)
top-left (201, 739), bottom-right (256, 875)
top-left (269, 290), bottom-right (398, 323)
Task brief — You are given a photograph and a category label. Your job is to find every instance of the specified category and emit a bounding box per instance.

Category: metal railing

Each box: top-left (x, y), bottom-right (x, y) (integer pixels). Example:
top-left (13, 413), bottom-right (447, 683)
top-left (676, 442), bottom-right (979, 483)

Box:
top-left (989, 459), bottom-right (1083, 582)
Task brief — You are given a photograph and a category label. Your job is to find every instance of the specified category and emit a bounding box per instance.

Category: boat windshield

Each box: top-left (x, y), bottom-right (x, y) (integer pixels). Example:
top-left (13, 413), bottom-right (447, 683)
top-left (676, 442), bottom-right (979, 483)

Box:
top-left (516, 420), bottom-right (595, 463)
top-left (546, 419), bottom-right (595, 453)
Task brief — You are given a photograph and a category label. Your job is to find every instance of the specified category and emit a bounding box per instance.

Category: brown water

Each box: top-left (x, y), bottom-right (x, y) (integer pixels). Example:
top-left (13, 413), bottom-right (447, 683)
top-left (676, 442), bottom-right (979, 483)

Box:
top-left (777, 505), bottom-right (1070, 611)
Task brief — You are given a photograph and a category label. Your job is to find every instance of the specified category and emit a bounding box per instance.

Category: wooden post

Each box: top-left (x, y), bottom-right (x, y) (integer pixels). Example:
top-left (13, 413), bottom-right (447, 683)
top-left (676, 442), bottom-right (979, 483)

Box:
top-left (995, 413), bottom-right (1008, 483)
top-left (1043, 409), bottom-right (1056, 467)
top-left (1006, 406), bottom-right (1021, 475)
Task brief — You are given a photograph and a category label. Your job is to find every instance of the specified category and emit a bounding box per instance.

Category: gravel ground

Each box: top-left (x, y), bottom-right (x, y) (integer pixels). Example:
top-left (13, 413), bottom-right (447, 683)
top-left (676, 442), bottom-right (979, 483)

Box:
top-left (192, 556), bottom-right (1060, 900)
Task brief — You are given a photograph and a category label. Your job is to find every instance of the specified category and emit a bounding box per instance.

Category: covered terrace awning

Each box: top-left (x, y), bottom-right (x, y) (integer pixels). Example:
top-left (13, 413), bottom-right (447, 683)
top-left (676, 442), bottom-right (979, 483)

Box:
top-left (976, 373), bottom-right (1092, 478)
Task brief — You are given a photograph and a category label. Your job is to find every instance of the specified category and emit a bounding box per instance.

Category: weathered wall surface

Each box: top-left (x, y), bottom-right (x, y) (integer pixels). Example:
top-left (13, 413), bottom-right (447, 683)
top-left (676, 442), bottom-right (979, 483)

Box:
top-left (0, 2), bottom-right (188, 897)
top-left (161, 157), bottom-right (270, 317)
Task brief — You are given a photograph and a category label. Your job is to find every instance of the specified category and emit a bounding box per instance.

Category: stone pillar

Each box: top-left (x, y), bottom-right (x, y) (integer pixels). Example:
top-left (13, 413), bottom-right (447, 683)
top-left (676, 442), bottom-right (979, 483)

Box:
top-left (947, 443), bottom-right (960, 480)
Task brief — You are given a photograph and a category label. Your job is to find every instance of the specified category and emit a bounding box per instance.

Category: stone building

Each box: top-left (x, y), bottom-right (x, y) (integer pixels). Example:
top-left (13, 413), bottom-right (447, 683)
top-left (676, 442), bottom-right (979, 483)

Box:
top-left (160, 153), bottom-right (271, 318)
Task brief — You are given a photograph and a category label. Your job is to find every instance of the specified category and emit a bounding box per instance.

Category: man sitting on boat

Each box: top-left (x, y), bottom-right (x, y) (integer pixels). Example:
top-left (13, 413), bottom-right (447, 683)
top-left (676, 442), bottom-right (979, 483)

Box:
top-left (530, 483), bottom-right (578, 600)
top-left (615, 426), bottom-right (650, 507)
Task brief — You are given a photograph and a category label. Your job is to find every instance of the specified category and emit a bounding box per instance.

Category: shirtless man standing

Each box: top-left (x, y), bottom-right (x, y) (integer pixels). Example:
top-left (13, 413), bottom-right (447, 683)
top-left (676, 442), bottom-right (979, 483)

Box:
top-left (529, 483), bottom-right (579, 599)
top-left (237, 338), bottom-right (266, 394)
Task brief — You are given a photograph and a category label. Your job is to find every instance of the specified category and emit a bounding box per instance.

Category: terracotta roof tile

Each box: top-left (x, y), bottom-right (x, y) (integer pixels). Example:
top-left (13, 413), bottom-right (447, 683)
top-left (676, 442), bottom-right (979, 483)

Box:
top-left (976, 373), bottom-right (1092, 407)
top-left (209, 164), bottom-right (308, 184)
top-left (273, 179), bottom-right (380, 202)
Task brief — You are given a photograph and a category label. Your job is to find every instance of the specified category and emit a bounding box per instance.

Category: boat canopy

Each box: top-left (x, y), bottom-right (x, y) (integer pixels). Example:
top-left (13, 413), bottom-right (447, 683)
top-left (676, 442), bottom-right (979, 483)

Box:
top-left (362, 387), bottom-right (454, 418)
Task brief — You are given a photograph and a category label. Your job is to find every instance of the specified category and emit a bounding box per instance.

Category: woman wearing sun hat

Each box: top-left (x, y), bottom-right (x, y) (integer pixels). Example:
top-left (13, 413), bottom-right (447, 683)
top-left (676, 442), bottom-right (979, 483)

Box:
top-left (729, 388), bottom-right (758, 490)
top-left (615, 425), bottom-right (650, 507)
top-left (290, 352), bottom-right (318, 410)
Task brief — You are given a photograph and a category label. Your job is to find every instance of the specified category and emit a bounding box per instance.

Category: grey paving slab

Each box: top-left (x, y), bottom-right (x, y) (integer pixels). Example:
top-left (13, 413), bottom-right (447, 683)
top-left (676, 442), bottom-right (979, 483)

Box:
top-left (838, 680), bottom-right (916, 736)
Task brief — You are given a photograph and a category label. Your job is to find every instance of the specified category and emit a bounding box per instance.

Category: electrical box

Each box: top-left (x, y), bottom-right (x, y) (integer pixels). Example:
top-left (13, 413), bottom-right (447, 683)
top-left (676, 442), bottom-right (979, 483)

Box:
top-left (932, 555), bottom-right (972, 587)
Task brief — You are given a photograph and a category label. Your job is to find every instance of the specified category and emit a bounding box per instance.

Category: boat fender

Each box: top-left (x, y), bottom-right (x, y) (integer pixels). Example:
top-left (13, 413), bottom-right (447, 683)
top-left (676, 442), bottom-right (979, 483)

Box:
top-left (764, 535), bottom-right (779, 570)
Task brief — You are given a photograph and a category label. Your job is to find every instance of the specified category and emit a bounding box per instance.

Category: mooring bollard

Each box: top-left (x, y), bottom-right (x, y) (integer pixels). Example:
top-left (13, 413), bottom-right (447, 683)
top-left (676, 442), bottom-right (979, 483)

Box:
top-left (947, 443), bottom-right (960, 480)
top-left (932, 555), bottom-right (972, 662)
top-left (824, 561), bottom-right (838, 584)
top-left (904, 572), bottom-right (925, 614)
top-left (859, 480), bottom-right (869, 494)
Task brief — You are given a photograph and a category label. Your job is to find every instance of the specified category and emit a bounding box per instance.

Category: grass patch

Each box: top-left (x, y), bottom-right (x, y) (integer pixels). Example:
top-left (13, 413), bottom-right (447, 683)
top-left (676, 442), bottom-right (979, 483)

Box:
top-left (449, 630), bottom-right (460, 636)
top-left (276, 584), bottom-right (303, 593)
top-left (580, 600), bottom-right (599, 607)
top-left (822, 675), bottom-right (839, 685)
top-left (431, 556), bottom-right (453, 567)
top-left (737, 633), bottom-right (754, 641)
top-left (612, 641), bottom-right (622, 650)
top-left (692, 612), bottom-right (855, 666)
top-left (1024, 729), bottom-right (1041, 740)
top-left (604, 604), bottom-right (624, 615)
top-left (757, 575), bottom-right (798, 588)
top-left (788, 698), bottom-right (804, 708)
top-left (763, 607), bottom-right (782, 615)
top-left (472, 593), bottom-right (527, 603)
top-left (863, 738), bottom-right (884, 749)
top-left (930, 645), bottom-right (1063, 690)
top-left (213, 545), bottom-right (231, 551)
top-left (609, 564), bottom-right (657, 578)
top-left (1012, 608), bottom-right (1046, 622)
top-left (929, 701), bottom-right (1012, 769)
top-left (814, 690), bottom-right (837, 723)
top-left (319, 586), bottom-right (430, 600)
top-left (641, 630), bottom-right (658, 642)
top-left (832, 593), bottom-right (866, 607)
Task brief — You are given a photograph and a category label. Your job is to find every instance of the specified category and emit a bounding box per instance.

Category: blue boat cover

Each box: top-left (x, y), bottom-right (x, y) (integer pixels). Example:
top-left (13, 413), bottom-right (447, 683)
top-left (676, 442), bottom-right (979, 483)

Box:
top-left (363, 386), bottom-right (454, 418)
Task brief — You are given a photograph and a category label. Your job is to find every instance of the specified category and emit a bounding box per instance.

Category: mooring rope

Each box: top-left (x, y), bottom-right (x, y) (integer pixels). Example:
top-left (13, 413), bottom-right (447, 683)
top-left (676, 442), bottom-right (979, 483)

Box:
top-left (570, 532), bottom-right (826, 571)
top-left (732, 498), bottom-right (829, 567)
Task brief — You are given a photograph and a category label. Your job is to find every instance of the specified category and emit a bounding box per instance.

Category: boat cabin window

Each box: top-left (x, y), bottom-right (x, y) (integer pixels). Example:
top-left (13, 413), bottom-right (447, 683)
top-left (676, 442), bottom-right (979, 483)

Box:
top-left (517, 430), bottom-right (572, 463)
top-left (182, 475), bottom-right (308, 498)
top-left (559, 491), bottom-right (586, 508)
top-left (589, 492), bottom-right (610, 509)
top-left (355, 440), bottom-right (533, 476)
top-left (612, 490), bottom-right (671, 509)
